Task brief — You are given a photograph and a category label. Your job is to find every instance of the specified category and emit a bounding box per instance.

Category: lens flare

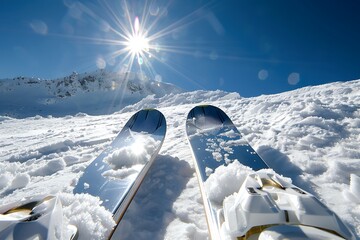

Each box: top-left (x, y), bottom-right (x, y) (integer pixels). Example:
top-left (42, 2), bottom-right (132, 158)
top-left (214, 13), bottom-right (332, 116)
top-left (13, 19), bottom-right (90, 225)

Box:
top-left (126, 18), bottom-right (150, 55)
top-left (63, 0), bottom-right (216, 88)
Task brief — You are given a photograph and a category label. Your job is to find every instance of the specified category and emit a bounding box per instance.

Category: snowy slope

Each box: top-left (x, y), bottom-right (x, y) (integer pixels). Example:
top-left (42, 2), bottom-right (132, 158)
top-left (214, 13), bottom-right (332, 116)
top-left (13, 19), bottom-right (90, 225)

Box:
top-left (0, 70), bottom-right (182, 118)
top-left (0, 80), bottom-right (360, 239)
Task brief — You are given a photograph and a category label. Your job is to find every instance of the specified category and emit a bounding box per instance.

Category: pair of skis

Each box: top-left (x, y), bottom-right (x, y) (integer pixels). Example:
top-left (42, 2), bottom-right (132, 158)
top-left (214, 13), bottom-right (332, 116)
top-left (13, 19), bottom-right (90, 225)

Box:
top-left (0, 106), bottom-right (355, 239)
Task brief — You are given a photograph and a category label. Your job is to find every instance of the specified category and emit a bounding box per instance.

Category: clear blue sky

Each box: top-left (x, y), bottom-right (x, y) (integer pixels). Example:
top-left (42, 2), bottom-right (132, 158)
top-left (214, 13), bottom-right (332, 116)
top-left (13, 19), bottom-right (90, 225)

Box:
top-left (1, 0), bottom-right (360, 97)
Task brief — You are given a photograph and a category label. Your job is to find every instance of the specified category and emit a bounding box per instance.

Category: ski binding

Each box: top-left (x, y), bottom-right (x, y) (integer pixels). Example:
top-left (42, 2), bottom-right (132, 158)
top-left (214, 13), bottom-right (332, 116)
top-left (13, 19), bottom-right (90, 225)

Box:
top-left (222, 172), bottom-right (354, 239)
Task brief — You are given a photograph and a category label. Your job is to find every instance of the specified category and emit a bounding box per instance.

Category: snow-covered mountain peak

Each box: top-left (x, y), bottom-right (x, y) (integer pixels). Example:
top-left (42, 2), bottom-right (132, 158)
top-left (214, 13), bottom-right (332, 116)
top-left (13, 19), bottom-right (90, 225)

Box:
top-left (50, 70), bottom-right (182, 98)
top-left (0, 70), bottom-right (183, 117)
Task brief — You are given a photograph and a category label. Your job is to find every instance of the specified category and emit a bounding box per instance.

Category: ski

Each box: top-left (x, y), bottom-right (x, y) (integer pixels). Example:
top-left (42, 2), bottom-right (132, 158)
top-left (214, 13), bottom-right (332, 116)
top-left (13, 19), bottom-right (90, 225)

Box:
top-left (0, 109), bottom-right (166, 240)
top-left (186, 105), bottom-right (354, 240)
top-left (74, 108), bottom-right (166, 238)
top-left (0, 195), bottom-right (78, 239)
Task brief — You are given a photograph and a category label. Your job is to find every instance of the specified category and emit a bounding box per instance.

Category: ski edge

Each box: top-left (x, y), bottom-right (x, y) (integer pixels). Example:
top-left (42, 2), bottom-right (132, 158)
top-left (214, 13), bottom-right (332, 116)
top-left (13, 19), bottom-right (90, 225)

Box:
top-left (108, 128), bottom-right (166, 239)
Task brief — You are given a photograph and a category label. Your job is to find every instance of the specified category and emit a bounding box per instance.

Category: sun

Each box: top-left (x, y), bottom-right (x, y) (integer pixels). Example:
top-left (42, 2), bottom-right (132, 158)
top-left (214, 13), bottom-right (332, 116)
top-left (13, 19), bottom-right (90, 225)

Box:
top-left (126, 34), bottom-right (149, 55)
top-left (84, 0), bottom-right (212, 85)
top-left (125, 17), bottom-right (149, 55)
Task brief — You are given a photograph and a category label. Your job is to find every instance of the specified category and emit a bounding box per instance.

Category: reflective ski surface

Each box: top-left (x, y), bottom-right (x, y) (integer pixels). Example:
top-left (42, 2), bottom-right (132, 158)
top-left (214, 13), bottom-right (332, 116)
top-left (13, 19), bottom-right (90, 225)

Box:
top-left (74, 109), bottom-right (166, 223)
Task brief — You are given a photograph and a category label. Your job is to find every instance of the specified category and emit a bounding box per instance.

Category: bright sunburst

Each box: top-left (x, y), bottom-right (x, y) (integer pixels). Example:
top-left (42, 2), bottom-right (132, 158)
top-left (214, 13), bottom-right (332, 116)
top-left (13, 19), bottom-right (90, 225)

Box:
top-left (70, 0), bottom-right (214, 87)
top-left (126, 34), bottom-right (149, 55)
top-left (125, 17), bottom-right (149, 55)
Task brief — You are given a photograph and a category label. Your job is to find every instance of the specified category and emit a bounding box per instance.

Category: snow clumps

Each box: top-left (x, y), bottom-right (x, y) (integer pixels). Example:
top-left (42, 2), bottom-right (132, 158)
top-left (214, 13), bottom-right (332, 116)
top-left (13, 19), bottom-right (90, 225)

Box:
top-left (204, 161), bottom-right (254, 205)
top-left (59, 193), bottom-right (115, 240)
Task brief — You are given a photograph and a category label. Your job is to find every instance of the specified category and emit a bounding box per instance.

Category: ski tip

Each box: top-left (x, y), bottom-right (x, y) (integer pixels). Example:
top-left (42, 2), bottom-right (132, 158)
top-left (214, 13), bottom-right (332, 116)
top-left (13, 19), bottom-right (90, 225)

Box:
top-left (187, 105), bottom-right (230, 119)
top-left (186, 105), bottom-right (233, 131)
top-left (125, 108), bottom-right (166, 134)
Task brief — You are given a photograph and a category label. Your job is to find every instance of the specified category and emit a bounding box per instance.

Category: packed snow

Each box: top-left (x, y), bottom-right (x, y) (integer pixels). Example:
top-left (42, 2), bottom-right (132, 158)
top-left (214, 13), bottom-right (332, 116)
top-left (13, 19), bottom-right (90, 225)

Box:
top-left (0, 79), bottom-right (360, 239)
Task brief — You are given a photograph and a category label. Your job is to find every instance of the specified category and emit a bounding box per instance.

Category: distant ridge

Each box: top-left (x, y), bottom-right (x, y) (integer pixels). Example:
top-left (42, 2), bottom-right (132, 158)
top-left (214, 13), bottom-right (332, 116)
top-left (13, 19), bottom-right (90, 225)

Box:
top-left (0, 70), bottom-right (182, 118)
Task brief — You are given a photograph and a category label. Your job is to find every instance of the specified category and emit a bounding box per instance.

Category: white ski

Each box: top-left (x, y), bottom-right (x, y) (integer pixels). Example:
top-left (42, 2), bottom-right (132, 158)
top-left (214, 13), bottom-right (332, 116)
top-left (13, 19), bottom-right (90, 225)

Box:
top-left (0, 109), bottom-right (166, 239)
top-left (186, 105), bottom-right (354, 240)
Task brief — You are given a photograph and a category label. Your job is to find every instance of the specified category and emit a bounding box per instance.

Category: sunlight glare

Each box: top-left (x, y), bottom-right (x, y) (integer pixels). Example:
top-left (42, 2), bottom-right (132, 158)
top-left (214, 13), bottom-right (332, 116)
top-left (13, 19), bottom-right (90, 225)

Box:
top-left (134, 16), bottom-right (140, 33)
top-left (92, 0), bottom-right (212, 87)
top-left (126, 17), bottom-right (150, 55)
top-left (130, 138), bottom-right (146, 157)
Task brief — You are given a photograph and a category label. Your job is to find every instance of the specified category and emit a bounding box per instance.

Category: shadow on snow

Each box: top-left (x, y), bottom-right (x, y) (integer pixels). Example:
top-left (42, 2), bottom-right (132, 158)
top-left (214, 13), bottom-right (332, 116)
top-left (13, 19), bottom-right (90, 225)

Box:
top-left (115, 154), bottom-right (193, 239)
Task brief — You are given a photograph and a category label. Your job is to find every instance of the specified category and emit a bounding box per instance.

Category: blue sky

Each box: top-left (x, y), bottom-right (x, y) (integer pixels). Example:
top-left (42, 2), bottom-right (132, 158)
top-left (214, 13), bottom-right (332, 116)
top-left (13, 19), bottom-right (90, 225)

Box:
top-left (1, 0), bottom-right (360, 97)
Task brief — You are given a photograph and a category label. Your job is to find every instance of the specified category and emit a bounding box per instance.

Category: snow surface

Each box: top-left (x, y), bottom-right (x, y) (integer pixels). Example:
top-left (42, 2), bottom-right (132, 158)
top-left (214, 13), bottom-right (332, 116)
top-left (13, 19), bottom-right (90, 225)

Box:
top-left (0, 79), bottom-right (360, 239)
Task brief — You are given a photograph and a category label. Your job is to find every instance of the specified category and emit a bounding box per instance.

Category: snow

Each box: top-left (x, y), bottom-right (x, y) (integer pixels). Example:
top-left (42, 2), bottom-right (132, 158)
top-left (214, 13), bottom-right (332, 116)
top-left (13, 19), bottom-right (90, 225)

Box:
top-left (204, 161), bottom-right (253, 205)
top-left (59, 193), bottom-right (115, 239)
top-left (0, 70), bottom-right (182, 118)
top-left (343, 173), bottom-right (360, 205)
top-left (0, 78), bottom-right (360, 239)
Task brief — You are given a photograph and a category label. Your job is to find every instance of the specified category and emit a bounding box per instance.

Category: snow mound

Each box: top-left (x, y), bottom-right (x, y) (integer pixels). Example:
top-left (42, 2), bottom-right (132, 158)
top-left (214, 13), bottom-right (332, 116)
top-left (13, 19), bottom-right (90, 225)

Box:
top-left (8, 173), bottom-right (31, 190)
top-left (59, 193), bottom-right (115, 240)
top-left (30, 158), bottom-right (66, 176)
top-left (205, 161), bottom-right (253, 205)
top-left (120, 90), bottom-right (240, 113)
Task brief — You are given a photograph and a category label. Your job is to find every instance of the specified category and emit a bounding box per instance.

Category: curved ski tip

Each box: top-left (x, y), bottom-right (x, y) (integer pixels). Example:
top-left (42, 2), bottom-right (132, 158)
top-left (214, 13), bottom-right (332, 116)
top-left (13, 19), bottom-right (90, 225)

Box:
top-left (125, 108), bottom-right (166, 134)
top-left (187, 105), bottom-right (229, 118)
top-left (186, 105), bottom-right (233, 130)
top-left (136, 108), bottom-right (165, 118)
